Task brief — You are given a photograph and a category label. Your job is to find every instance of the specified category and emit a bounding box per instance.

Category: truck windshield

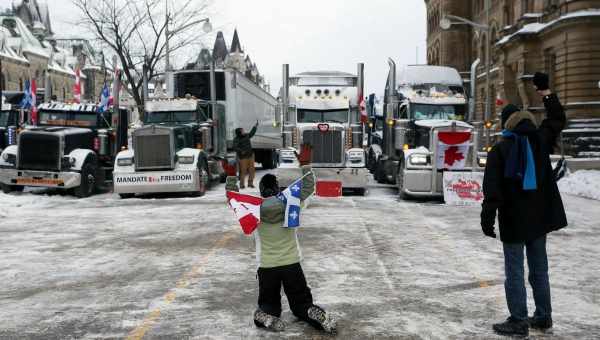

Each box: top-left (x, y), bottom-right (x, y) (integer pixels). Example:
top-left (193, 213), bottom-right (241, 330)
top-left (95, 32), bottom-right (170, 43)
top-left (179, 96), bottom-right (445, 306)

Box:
top-left (297, 109), bottom-right (349, 123)
top-left (411, 104), bottom-right (465, 121)
top-left (38, 111), bottom-right (98, 127)
top-left (0, 111), bottom-right (9, 126)
top-left (145, 111), bottom-right (203, 124)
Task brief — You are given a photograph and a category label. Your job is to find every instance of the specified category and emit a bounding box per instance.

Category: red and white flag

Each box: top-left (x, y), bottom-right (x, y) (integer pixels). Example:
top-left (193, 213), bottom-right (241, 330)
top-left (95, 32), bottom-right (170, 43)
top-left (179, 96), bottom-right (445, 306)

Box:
top-left (359, 97), bottom-right (368, 124)
top-left (227, 191), bottom-right (263, 235)
top-left (73, 68), bottom-right (81, 103)
top-left (30, 79), bottom-right (38, 125)
top-left (436, 131), bottom-right (471, 170)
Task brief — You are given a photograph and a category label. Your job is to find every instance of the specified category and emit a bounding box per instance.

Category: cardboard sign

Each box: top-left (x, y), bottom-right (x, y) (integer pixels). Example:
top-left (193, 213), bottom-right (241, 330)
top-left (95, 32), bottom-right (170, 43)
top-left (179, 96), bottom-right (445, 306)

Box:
top-left (443, 172), bottom-right (484, 206)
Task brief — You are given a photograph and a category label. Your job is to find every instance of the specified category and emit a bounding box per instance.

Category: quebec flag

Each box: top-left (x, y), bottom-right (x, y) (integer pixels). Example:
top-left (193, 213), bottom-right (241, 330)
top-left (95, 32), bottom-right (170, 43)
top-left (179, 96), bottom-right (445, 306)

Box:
top-left (279, 177), bottom-right (304, 228)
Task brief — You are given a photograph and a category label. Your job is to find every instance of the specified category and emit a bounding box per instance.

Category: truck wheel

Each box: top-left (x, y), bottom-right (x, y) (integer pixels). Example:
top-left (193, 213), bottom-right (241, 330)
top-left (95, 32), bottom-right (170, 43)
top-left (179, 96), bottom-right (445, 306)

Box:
top-left (74, 163), bottom-right (97, 198)
top-left (355, 188), bottom-right (367, 196)
top-left (261, 150), bottom-right (277, 170)
top-left (375, 160), bottom-right (386, 184)
top-left (1, 183), bottom-right (23, 194)
top-left (119, 193), bottom-right (135, 199)
top-left (396, 160), bottom-right (409, 200)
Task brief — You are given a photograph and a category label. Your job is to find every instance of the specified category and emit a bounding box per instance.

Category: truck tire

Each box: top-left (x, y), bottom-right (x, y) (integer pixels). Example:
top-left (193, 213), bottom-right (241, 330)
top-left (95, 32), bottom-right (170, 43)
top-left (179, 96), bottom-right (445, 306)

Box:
top-left (74, 162), bottom-right (97, 198)
top-left (194, 160), bottom-right (210, 196)
top-left (375, 160), bottom-right (386, 184)
top-left (261, 150), bottom-right (277, 170)
top-left (396, 160), bottom-right (409, 200)
top-left (1, 183), bottom-right (24, 194)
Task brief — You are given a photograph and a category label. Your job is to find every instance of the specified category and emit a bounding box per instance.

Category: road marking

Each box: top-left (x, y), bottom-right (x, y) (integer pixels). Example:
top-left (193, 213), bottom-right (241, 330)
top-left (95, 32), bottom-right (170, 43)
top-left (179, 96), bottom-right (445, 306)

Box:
top-left (126, 230), bottom-right (236, 340)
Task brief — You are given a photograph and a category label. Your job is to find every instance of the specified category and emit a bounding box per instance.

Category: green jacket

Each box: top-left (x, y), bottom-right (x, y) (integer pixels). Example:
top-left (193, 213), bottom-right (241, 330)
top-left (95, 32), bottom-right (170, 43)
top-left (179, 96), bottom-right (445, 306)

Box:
top-left (226, 166), bottom-right (315, 268)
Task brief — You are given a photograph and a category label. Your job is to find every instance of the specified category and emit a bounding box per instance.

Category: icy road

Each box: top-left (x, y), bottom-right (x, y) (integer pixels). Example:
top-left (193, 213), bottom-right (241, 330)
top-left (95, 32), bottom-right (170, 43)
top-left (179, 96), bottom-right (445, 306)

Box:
top-left (0, 173), bottom-right (599, 339)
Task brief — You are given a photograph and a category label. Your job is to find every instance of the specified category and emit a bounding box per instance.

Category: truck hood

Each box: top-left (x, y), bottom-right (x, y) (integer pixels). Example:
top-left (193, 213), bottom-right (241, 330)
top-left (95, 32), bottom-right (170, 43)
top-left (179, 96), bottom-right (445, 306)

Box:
top-left (414, 120), bottom-right (473, 129)
top-left (25, 126), bottom-right (94, 136)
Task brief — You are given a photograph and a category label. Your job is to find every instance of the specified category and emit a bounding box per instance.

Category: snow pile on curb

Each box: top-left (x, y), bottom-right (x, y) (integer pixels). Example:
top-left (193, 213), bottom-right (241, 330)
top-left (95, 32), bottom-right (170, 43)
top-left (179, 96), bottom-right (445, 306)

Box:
top-left (558, 170), bottom-right (600, 201)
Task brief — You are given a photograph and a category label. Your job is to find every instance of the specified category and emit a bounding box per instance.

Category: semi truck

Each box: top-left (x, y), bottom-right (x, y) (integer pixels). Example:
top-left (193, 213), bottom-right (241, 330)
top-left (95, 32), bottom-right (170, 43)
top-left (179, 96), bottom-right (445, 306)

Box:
top-left (276, 64), bottom-right (368, 194)
top-left (113, 98), bottom-right (224, 198)
top-left (369, 61), bottom-right (486, 198)
top-left (0, 102), bottom-right (128, 197)
top-left (113, 65), bottom-right (282, 197)
top-left (169, 67), bottom-right (282, 169)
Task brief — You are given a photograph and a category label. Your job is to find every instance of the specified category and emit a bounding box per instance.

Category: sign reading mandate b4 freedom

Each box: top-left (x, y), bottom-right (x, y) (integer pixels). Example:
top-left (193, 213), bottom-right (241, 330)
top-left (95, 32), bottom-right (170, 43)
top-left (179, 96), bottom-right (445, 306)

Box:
top-left (114, 172), bottom-right (195, 186)
top-left (443, 172), bottom-right (484, 206)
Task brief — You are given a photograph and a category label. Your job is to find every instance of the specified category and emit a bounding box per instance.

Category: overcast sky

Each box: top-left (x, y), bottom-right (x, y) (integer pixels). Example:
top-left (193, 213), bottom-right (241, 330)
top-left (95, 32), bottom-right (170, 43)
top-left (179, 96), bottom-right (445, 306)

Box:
top-left (6, 0), bottom-right (427, 96)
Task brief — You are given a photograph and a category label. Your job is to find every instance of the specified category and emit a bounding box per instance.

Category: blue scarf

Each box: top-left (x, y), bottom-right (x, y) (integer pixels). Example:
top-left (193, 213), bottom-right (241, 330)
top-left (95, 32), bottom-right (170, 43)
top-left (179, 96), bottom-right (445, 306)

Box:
top-left (501, 130), bottom-right (537, 190)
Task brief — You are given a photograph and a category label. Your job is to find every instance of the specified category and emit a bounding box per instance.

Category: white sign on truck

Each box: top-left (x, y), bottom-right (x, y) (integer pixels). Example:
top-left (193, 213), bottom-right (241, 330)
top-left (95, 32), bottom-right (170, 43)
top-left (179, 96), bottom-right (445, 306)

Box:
top-left (442, 171), bottom-right (484, 206)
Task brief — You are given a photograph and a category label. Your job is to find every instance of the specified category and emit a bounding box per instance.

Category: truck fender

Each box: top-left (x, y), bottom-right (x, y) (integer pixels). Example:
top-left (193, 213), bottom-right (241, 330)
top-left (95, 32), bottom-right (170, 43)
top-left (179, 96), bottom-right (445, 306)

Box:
top-left (0, 145), bottom-right (18, 167)
top-left (175, 148), bottom-right (202, 169)
top-left (67, 149), bottom-right (96, 171)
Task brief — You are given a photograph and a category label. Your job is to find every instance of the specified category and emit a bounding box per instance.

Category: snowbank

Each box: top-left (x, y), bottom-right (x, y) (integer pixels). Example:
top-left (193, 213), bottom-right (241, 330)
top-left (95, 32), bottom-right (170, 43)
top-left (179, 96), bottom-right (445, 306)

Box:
top-left (558, 170), bottom-right (600, 201)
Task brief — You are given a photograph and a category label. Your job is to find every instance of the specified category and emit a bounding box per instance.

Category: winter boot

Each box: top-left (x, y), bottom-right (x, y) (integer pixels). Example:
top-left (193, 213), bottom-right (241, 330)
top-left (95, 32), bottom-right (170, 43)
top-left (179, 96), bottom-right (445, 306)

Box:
top-left (528, 316), bottom-right (553, 331)
top-left (493, 317), bottom-right (529, 337)
top-left (307, 306), bottom-right (337, 334)
top-left (253, 309), bottom-right (285, 332)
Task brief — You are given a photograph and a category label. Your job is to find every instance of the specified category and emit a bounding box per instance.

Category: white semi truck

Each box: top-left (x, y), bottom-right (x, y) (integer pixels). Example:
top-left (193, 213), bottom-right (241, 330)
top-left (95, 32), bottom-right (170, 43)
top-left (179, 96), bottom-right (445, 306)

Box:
top-left (276, 64), bottom-right (368, 194)
top-left (369, 61), bottom-right (486, 198)
top-left (113, 66), bottom-right (281, 197)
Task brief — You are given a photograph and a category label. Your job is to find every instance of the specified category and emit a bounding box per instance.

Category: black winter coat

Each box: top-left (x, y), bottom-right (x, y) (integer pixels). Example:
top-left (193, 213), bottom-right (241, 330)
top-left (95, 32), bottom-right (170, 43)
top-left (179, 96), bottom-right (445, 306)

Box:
top-left (481, 94), bottom-right (568, 243)
top-left (233, 125), bottom-right (257, 159)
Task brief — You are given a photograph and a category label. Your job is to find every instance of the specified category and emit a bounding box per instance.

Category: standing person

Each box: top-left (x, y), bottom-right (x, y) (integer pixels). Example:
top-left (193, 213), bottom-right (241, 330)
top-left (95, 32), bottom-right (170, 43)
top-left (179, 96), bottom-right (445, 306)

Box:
top-left (480, 72), bottom-right (567, 337)
top-left (234, 120), bottom-right (259, 189)
top-left (226, 167), bottom-right (337, 334)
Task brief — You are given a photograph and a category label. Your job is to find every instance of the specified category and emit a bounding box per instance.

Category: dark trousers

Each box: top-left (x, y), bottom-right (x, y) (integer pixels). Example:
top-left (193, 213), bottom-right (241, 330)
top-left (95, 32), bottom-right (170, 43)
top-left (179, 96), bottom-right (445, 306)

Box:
top-left (503, 235), bottom-right (552, 321)
top-left (256, 263), bottom-right (322, 329)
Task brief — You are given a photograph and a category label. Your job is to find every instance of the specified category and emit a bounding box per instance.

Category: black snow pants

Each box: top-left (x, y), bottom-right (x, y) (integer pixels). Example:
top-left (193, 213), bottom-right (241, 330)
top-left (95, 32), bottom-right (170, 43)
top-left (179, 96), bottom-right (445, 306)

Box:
top-left (255, 262), bottom-right (323, 330)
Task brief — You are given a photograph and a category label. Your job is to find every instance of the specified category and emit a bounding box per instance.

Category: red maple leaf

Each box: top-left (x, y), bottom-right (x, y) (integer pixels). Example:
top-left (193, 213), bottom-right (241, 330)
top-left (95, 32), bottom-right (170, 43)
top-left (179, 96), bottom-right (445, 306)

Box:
top-left (444, 146), bottom-right (465, 166)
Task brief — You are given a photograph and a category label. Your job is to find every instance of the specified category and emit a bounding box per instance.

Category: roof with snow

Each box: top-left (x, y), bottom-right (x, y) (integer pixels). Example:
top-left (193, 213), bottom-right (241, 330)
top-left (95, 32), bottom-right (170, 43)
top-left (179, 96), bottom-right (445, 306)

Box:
top-left (497, 9), bottom-right (600, 46)
top-left (397, 65), bottom-right (463, 86)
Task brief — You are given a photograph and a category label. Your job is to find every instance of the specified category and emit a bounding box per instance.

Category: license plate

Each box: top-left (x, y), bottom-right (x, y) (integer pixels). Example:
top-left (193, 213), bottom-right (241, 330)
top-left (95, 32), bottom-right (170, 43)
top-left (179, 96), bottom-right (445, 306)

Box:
top-left (16, 178), bottom-right (64, 186)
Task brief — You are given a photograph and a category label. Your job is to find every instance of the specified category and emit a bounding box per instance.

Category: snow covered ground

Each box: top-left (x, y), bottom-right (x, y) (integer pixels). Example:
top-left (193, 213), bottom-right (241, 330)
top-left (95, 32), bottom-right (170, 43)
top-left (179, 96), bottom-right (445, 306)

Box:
top-left (558, 170), bottom-right (600, 201)
top-left (0, 173), bottom-right (599, 339)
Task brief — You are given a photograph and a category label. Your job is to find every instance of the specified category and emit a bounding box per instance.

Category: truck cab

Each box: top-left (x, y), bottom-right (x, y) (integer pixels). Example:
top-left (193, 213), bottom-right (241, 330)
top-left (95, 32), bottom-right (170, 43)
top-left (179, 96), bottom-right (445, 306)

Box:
top-left (113, 98), bottom-right (224, 198)
top-left (277, 66), bottom-right (368, 194)
top-left (371, 62), bottom-right (486, 198)
top-left (0, 104), bottom-right (19, 154)
top-left (0, 102), bottom-right (128, 197)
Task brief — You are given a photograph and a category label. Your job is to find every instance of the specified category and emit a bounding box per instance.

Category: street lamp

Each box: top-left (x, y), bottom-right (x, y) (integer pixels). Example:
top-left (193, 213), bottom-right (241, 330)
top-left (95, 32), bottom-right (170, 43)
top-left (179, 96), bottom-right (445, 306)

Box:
top-left (440, 0), bottom-right (493, 148)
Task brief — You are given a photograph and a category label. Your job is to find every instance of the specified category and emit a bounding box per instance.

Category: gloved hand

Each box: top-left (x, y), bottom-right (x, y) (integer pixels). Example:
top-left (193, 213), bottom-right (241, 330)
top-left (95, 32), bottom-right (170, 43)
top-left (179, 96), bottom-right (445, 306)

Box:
top-left (481, 224), bottom-right (497, 238)
top-left (533, 72), bottom-right (550, 91)
top-left (481, 210), bottom-right (497, 238)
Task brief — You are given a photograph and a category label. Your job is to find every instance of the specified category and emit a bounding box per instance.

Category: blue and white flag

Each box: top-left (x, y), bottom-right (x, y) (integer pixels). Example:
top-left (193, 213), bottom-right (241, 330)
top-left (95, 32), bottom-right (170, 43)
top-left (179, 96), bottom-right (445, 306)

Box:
top-left (278, 175), bottom-right (306, 228)
top-left (20, 80), bottom-right (33, 109)
top-left (98, 84), bottom-right (111, 113)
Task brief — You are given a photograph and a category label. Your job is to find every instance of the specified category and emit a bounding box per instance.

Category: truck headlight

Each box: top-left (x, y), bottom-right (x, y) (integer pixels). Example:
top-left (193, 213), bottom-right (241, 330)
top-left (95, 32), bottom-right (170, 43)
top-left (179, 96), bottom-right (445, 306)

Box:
top-left (347, 150), bottom-right (365, 164)
top-left (2, 152), bottom-right (16, 165)
top-left (177, 155), bottom-right (195, 164)
top-left (62, 156), bottom-right (76, 167)
top-left (117, 157), bottom-right (134, 166)
top-left (408, 154), bottom-right (430, 166)
top-left (478, 157), bottom-right (487, 167)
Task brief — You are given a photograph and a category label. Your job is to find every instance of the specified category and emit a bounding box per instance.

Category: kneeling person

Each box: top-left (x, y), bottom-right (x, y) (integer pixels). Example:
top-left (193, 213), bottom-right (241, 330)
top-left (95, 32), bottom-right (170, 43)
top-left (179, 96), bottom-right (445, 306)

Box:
top-left (226, 166), bottom-right (336, 333)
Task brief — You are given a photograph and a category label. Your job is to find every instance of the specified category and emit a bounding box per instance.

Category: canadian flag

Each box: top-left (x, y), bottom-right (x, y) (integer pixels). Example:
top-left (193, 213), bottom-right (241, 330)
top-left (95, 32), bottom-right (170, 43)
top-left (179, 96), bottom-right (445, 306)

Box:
top-left (73, 67), bottom-right (81, 103)
top-left (227, 191), bottom-right (263, 235)
top-left (496, 93), bottom-right (505, 107)
top-left (359, 97), bottom-right (368, 124)
top-left (436, 132), bottom-right (472, 170)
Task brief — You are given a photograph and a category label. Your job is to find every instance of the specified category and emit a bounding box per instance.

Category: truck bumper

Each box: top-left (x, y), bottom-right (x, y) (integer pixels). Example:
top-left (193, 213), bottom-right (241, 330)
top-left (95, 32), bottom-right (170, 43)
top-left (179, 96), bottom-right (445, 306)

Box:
top-left (275, 166), bottom-right (368, 189)
top-left (0, 168), bottom-right (81, 189)
top-left (113, 169), bottom-right (200, 194)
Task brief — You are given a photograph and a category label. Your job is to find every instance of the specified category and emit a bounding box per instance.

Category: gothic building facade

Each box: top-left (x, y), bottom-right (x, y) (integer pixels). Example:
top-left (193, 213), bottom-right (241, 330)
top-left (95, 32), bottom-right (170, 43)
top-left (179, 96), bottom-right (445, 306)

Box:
top-left (425, 0), bottom-right (600, 121)
top-left (1, 0), bottom-right (108, 102)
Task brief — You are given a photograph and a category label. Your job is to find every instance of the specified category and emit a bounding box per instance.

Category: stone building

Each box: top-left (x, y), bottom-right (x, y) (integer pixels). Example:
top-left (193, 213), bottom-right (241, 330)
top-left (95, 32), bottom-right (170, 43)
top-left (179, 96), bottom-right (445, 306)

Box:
top-left (0, 0), bottom-right (109, 103)
top-left (425, 0), bottom-right (600, 122)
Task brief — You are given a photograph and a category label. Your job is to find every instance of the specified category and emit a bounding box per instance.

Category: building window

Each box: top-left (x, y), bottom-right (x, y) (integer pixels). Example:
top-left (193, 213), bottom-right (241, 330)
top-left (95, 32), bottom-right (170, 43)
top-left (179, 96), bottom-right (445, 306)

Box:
top-left (19, 78), bottom-right (23, 91)
top-left (544, 49), bottom-right (557, 89)
top-left (0, 73), bottom-right (5, 90)
top-left (522, 0), bottom-right (532, 15)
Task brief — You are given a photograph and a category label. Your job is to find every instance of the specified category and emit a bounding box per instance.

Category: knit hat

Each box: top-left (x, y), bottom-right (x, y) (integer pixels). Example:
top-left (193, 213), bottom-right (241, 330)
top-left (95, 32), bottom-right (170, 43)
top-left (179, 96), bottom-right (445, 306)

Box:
top-left (501, 104), bottom-right (520, 128)
top-left (259, 174), bottom-right (280, 198)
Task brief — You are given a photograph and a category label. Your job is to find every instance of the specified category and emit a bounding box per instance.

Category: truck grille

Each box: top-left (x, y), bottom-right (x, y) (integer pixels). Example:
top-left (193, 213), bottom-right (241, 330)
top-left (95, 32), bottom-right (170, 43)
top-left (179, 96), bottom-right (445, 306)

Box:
top-left (302, 130), bottom-right (343, 164)
top-left (18, 133), bottom-right (61, 171)
top-left (134, 134), bottom-right (173, 170)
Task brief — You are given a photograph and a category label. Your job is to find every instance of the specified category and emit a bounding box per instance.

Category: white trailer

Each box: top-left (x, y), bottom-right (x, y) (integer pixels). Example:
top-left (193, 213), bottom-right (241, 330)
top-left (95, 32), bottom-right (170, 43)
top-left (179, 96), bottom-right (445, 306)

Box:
top-left (276, 65), bottom-right (368, 194)
top-left (169, 68), bottom-right (282, 169)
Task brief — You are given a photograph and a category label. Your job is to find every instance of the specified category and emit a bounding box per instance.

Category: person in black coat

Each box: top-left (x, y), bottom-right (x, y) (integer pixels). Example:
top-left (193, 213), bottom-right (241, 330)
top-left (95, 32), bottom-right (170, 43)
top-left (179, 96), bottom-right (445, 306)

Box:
top-left (481, 72), bottom-right (567, 337)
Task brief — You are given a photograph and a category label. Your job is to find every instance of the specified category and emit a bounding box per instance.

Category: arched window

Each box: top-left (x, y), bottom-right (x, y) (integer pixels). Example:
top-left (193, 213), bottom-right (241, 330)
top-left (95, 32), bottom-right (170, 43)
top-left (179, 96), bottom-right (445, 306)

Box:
top-left (480, 33), bottom-right (487, 64)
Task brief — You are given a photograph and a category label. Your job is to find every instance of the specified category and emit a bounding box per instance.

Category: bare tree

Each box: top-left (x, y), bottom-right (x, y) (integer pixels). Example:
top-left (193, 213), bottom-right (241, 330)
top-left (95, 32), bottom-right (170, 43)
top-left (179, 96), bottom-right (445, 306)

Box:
top-left (73, 0), bottom-right (212, 110)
